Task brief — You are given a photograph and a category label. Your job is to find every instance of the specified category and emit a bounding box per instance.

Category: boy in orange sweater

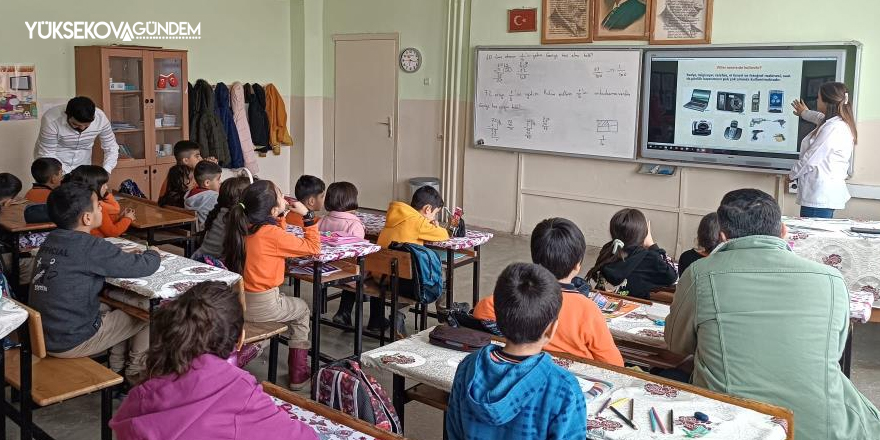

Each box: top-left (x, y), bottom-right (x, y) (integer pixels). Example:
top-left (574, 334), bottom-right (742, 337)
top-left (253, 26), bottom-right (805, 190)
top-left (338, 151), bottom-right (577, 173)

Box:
top-left (286, 175), bottom-right (324, 227)
top-left (26, 158), bottom-right (64, 203)
top-left (473, 218), bottom-right (624, 366)
top-left (372, 186), bottom-right (450, 334)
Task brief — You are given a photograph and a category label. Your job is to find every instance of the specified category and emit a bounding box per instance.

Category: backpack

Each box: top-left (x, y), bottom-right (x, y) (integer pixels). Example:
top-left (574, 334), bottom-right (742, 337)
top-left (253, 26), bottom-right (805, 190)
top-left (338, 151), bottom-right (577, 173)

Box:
top-left (315, 359), bottom-right (402, 433)
top-left (118, 179), bottom-right (147, 199)
top-left (388, 242), bottom-right (443, 304)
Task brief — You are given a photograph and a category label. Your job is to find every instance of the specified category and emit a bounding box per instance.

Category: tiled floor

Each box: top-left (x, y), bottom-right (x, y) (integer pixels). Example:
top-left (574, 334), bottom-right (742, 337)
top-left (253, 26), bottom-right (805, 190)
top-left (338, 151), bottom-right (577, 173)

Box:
top-left (6, 230), bottom-right (880, 439)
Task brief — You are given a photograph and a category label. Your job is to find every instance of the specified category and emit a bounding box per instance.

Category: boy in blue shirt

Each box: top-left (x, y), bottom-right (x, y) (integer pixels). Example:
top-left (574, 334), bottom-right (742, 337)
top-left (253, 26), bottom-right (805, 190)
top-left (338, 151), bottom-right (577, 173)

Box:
top-left (446, 262), bottom-right (586, 440)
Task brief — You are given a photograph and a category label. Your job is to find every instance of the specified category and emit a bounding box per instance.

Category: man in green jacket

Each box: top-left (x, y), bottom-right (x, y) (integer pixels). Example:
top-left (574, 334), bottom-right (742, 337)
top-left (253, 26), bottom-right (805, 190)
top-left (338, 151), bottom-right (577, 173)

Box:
top-left (666, 188), bottom-right (880, 440)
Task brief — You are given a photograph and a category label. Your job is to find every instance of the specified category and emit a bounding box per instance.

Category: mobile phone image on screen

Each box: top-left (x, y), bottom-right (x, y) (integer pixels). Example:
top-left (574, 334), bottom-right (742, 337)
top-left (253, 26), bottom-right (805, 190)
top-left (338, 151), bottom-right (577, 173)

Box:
top-left (768, 90), bottom-right (784, 113)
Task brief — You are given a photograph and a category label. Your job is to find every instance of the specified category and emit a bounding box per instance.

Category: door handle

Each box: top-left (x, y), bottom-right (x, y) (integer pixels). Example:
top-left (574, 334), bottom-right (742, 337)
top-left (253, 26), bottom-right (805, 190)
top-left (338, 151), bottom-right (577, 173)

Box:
top-left (378, 116), bottom-right (393, 138)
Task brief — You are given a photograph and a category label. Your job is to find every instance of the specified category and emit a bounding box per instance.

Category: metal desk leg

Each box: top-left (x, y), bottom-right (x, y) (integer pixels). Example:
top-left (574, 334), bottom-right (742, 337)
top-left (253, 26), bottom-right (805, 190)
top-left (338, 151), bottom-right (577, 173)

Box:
top-left (841, 322), bottom-right (853, 378)
top-left (445, 249), bottom-right (455, 310)
top-left (310, 261), bottom-right (323, 396)
top-left (0, 336), bottom-right (5, 440)
top-left (268, 336), bottom-right (279, 383)
top-left (354, 256), bottom-right (365, 358)
top-left (393, 373), bottom-right (406, 432)
top-left (148, 298), bottom-right (161, 343)
top-left (147, 229), bottom-right (154, 247)
top-left (9, 232), bottom-right (21, 299)
top-left (101, 387), bottom-right (113, 440)
top-left (472, 245), bottom-right (481, 306)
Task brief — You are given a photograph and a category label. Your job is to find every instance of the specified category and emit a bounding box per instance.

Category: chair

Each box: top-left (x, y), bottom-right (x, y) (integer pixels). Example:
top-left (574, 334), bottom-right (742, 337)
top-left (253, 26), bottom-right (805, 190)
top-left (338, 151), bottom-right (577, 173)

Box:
top-left (242, 321), bottom-right (288, 384)
top-left (2, 300), bottom-right (122, 440)
top-left (342, 249), bottom-right (429, 345)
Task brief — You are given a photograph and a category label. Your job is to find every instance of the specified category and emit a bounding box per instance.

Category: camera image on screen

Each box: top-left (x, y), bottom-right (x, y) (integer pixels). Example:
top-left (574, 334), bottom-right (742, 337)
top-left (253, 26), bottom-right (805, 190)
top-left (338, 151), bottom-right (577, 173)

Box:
top-left (692, 120), bottom-right (712, 136)
top-left (724, 120), bottom-right (743, 140)
top-left (717, 92), bottom-right (746, 113)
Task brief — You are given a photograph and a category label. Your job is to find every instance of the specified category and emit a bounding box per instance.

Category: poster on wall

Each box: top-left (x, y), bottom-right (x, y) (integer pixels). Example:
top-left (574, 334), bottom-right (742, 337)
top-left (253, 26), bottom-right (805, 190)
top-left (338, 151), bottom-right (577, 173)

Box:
top-left (593, 0), bottom-right (651, 40)
top-left (0, 64), bottom-right (38, 122)
top-left (542, 0), bottom-right (592, 44)
top-left (649, 0), bottom-right (713, 44)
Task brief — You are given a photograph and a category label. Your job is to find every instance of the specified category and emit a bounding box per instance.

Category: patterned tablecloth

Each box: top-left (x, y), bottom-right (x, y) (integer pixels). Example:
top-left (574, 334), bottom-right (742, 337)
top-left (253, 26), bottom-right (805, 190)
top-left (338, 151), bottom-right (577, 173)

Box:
top-left (0, 297), bottom-right (27, 340)
top-left (272, 397), bottom-right (377, 440)
top-left (103, 237), bottom-right (241, 300)
top-left (361, 328), bottom-right (786, 440)
top-left (285, 225), bottom-right (382, 264)
top-left (607, 303), bottom-right (670, 349)
top-left (356, 212), bottom-right (493, 251)
top-left (785, 217), bottom-right (880, 313)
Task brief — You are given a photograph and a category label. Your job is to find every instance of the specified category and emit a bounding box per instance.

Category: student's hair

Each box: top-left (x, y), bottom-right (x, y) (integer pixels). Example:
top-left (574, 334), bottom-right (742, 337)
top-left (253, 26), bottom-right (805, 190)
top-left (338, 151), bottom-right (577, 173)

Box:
top-left (324, 181), bottom-right (359, 212)
top-left (530, 218), bottom-right (586, 280)
top-left (31, 158), bottom-right (63, 185)
top-left (410, 186), bottom-right (444, 211)
top-left (494, 262), bottom-right (562, 344)
top-left (0, 173), bottom-right (23, 201)
top-left (65, 96), bottom-right (96, 123)
top-left (173, 140), bottom-right (202, 163)
top-left (204, 176), bottom-right (251, 233)
top-left (223, 180), bottom-right (282, 274)
top-left (818, 82), bottom-right (858, 144)
top-left (696, 212), bottom-right (721, 253)
top-left (294, 175), bottom-right (326, 201)
top-left (64, 165), bottom-right (110, 200)
top-left (47, 182), bottom-right (95, 229)
top-left (145, 281), bottom-right (244, 378)
top-left (193, 160), bottom-right (222, 187)
top-left (587, 208), bottom-right (649, 281)
top-left (158, 165), bottom-right (192, 208)
top-left (717, 189), bottom-right (781, 239)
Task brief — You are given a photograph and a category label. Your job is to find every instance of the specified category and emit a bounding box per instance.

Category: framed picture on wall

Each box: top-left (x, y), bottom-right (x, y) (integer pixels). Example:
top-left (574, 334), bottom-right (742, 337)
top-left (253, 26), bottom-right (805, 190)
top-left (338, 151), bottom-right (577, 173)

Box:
top-left (649, 0), bottom-right (713, 44)
top-left (542, 0), bottom-right (592, 44)
top-left (593, 0), bottom-right (651, 41)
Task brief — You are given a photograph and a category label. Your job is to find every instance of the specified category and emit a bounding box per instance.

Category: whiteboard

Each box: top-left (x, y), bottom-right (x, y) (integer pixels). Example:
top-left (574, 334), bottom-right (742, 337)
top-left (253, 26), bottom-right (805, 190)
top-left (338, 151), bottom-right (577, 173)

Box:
top-left (473, 47), bottom-right (642, 159)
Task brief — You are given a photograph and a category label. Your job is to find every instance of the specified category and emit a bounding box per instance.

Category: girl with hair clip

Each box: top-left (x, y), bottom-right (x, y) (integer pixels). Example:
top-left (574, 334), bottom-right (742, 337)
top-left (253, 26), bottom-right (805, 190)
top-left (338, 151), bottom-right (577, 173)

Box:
top-left (222, 179), bottom-right (321, 390)
top-left (587, 208), bottom-right (678, 299)
top-left (64, 165), bottom-right (136, 238)
top-left (192, 176), bottom-right (252, 264)
top-left (110, 281), bottom-right (317, 440)
top-left (158, 164), bottom-right (193, 208)
top-left (791, 82), bottom-right (858, 218)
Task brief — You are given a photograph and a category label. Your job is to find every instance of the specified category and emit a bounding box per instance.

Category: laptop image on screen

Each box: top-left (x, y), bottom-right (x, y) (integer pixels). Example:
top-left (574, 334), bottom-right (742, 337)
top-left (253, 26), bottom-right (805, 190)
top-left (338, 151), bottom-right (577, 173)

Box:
top-left (683, 89), bottom-right (711, 111)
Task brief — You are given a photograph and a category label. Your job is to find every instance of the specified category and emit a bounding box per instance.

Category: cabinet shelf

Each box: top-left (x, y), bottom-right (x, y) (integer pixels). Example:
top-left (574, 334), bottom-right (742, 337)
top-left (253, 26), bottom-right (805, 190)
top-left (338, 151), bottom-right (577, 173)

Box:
top-left (155, 126), bottom-right (182, 131)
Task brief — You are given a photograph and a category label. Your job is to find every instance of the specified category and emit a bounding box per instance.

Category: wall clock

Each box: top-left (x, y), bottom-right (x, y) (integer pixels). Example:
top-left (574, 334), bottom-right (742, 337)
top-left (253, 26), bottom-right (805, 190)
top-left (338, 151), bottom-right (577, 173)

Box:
top-left (399, 47), bottom-right (422, 73)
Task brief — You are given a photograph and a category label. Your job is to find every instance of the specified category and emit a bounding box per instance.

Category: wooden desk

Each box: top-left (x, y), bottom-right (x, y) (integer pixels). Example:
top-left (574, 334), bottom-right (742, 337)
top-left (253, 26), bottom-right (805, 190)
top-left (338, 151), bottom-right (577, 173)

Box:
top-left (0, 203), bottom-right (56, 296)
top-left (114, 194), bottom-right (196, 255)
top-left (361, 328), bottom-right (792, 439)
top-left (264, 382), bottom-right (408, 439)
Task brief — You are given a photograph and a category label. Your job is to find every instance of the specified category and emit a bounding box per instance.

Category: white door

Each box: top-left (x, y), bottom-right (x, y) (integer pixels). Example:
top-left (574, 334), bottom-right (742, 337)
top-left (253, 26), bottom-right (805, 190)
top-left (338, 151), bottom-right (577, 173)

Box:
top-left (334, 36), bottom-right (398, 210)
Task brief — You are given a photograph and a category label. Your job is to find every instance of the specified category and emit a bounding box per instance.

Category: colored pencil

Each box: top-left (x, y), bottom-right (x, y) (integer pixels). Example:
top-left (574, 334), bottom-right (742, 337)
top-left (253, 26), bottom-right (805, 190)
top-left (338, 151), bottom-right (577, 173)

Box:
top-left (597, 398), bottom-right (612, 415)
top-left (651, 407), bottom-right (667, 434)
top-left (609, 405), bottom-right (638, 430)
top-left (669, 409), bottom-right (674, 433)
top-left (649, 409), bottom-right (658, 432)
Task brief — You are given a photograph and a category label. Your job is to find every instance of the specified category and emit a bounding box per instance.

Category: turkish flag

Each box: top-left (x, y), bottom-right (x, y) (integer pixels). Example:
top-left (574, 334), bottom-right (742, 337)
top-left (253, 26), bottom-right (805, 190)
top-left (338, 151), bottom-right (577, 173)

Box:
top-left (508, 8), bottom-right (537, 32)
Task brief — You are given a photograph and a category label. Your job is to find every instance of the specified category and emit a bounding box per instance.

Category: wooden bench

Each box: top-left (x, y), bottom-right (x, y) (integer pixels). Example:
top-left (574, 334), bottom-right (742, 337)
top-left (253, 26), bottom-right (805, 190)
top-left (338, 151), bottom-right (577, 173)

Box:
top-left (3, 300), bottom-right (122, 440)
top-left (243, 321), bottom-right (288, 384)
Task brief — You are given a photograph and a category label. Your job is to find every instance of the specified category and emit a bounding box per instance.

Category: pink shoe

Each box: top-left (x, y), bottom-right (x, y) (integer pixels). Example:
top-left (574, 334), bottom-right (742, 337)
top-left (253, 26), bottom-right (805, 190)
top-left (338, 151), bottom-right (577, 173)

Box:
top-left (288, 348), bottom-right (311, 390)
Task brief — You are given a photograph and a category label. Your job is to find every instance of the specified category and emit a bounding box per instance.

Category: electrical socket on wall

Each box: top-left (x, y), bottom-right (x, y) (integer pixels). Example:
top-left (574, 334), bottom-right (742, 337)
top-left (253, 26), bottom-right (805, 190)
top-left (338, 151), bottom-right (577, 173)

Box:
top-left (424, 78), bottom-right (431, 86)
top-left (788, 179), bottom-right (798, 194)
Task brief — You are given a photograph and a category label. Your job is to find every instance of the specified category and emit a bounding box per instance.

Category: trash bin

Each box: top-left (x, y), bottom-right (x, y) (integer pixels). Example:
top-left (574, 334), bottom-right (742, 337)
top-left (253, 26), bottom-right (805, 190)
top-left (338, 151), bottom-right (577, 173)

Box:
top-left (408, 177), bottom-right (441, 201)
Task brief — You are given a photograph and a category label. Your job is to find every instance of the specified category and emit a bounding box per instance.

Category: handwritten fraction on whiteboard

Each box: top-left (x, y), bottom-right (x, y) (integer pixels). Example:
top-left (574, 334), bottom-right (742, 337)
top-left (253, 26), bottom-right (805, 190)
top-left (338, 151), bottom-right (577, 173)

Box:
top-left (473, 48), bottom-right (641, 160)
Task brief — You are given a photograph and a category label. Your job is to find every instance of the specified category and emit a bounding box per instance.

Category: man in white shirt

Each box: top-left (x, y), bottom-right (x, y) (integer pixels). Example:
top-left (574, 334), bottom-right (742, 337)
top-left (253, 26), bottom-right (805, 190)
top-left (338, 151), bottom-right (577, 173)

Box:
top-left (34, 97), bottom-right (120, 174)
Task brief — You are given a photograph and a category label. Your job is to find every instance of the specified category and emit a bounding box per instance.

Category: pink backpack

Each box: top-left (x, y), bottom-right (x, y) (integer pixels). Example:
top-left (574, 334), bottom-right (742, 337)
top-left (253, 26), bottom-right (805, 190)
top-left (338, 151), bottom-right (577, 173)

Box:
top-left (315, 359), bottom-right (402, 433)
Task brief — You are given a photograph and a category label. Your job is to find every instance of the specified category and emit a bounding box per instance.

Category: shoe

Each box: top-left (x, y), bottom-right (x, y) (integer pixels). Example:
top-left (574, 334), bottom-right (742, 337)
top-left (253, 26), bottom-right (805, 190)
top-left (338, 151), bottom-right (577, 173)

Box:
top-left (332, 311), bottom-right (352, 327)
top-left (235, 342), bottom-right (264, 369)
top-left (394, 312), bottom-right (408, 339)
top-left (366, 317), bottom-right (390, 333)
top-left (288, 348), bottom-right (311, 391)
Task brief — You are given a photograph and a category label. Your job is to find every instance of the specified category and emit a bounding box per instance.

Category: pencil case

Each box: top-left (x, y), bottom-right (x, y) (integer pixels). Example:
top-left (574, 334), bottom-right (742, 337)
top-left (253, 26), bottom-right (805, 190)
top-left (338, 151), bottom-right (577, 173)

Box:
top-left (428, 324), bottom-right (492, 352)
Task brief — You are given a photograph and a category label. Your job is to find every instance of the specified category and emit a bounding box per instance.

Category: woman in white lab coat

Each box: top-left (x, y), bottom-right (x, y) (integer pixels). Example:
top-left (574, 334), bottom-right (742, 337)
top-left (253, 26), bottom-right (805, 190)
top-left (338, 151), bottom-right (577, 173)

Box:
top-left (790, 82), bottom-right (857, 218)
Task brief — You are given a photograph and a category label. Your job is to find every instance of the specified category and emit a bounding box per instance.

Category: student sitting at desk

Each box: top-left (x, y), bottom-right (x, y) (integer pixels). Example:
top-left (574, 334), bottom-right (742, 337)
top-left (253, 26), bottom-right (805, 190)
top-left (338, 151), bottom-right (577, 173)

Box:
top-left (192, 176), bottom-right (251, 263)
top-left (0, 173), bottom-right (22, 208)
top-left (223, 180), bottom-right (321, 390)
top-left (474, 218), bottom-right (623, 366)
top-left (158, 164), bottom-right (193, 208)
top-left (587, 208), bottom-right (677, 299)
top-left (65, 165), bottom-right (136, 238)
top-left (184, 160), bottom-right (222, 229)
top-left (158, 140), bottom-right (215, 197)
top-left (30, 182), bottom-right (160, 384)
top-left (666, 188), bottom-right (880, 440)
top-left (447, 263), bottom-right (586, 440)
top-left (286, 175), bottom-right (325, 227)
top-left (25, 158), bottom-right (63, 203)
top-left (111, 281), bottom-right (317, 440)
top-left (319, 181), bottom-right (366, 327)
top-left (677, 212), bottom-right (720, 276)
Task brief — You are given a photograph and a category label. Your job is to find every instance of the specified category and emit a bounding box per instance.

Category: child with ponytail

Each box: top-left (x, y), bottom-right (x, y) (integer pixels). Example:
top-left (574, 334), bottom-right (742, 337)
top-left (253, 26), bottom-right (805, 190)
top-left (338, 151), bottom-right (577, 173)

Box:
top-left (65, 165), bottom-right (136, 238)
top-left (791, 82), bottom-right (857, 218)
top-left (587, 208), bottom-right (677, 299)
top-left (110, 281), bottom-right (317, 440)
top-left (222, 180), bottom-right (321, 390)
top-left (193, 176), bottom-right (251, 262)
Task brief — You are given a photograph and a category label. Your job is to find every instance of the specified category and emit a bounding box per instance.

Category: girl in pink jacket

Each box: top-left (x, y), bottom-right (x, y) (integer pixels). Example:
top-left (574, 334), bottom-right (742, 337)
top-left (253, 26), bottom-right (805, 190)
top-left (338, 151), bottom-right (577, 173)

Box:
top-left (110, 281), bottom-right (317, 440)
top-left (319, 182), bottom-right (366, 326)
